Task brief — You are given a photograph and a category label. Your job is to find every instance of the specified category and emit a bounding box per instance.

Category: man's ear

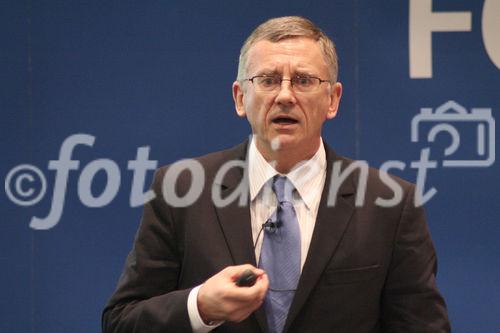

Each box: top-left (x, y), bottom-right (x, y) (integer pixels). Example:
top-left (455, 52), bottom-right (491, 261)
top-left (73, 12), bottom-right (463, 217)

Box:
top-left (326, 82), bottom-right (342, 120)
top-left (232, 81), bottom-right (246, 118)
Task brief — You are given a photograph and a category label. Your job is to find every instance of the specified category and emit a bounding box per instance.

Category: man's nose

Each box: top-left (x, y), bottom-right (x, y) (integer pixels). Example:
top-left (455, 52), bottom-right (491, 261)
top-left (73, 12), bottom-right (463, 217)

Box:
top-left (275, 79), bottom-right (297, 106)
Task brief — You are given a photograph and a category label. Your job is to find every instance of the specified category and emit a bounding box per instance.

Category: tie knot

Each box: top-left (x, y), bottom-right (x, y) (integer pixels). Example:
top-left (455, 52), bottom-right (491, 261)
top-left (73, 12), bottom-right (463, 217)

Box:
top-left (272, 176), bottom-right (294, 203)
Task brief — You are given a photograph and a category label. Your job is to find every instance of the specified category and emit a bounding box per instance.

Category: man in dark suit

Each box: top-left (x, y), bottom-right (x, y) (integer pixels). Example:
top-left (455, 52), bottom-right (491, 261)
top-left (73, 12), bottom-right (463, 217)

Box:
top-left (103, 16), bottom-right (450, 332)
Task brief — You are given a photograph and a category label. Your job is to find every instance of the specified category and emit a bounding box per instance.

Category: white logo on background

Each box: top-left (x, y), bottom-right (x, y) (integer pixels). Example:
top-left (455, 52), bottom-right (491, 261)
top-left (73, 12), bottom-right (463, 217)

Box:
top-left (411, 100), bottom-right (495, 167)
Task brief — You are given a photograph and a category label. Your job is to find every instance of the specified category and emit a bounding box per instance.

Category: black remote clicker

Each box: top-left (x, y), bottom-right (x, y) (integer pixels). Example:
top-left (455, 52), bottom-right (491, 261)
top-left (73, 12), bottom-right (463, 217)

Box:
top-left (235, 269), bottom-right (257, 287)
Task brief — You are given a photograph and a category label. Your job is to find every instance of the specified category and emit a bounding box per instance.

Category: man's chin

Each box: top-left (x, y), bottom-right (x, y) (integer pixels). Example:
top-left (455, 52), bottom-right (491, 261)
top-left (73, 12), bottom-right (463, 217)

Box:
top-left (269, 135), bottom-right (299, 152)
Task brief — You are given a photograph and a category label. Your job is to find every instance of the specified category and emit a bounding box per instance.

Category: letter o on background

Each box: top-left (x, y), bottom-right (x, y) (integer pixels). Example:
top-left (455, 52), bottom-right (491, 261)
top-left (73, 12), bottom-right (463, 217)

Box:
top-left (78, 159), bottom-right (121, 207)
top-left (482, 0), bottom-right (500, 69)
top-left (162, 159), bottom-right (205, 207)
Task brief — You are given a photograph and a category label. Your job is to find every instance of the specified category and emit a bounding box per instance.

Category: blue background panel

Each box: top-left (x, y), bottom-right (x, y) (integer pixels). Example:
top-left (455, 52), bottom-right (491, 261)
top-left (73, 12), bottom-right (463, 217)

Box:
top-left (1, 1), bottom-right (498, 332)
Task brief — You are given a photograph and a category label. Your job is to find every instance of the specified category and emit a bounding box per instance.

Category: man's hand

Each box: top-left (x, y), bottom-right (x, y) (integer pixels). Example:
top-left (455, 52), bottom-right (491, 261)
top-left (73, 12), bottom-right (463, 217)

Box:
top-left (197, 264), bottom-right (269, 324)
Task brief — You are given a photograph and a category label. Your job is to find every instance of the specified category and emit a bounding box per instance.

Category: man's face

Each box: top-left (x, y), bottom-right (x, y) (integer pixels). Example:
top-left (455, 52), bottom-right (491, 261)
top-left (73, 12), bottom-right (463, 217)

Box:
top-left (233, 37), bottom-right (342, 160)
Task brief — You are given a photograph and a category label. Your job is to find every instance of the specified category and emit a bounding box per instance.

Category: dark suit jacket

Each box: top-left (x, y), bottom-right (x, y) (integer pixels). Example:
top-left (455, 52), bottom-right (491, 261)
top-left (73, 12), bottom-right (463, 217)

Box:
top-left (102, 141), bottom-right (450, 332)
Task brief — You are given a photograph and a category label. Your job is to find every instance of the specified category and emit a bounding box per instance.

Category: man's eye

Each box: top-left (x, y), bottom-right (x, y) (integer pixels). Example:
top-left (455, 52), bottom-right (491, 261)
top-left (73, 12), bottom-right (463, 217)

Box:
top-left (259, 77), bottom-right (277, 86)
top-left (295, 76), bottom-right (313, 86)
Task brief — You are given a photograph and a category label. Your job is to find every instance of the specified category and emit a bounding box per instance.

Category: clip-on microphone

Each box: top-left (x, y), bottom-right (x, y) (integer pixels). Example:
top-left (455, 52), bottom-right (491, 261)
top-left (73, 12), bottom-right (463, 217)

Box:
top-left (262, 218), bottom-right (282, 233)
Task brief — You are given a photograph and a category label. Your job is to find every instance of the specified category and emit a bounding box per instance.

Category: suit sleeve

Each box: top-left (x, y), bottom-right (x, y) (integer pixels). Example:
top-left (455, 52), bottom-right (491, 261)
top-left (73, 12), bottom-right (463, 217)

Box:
top-left (381, 184), bottom-right (451, 332)
top-left (102, 168), bottom-right (193, 333)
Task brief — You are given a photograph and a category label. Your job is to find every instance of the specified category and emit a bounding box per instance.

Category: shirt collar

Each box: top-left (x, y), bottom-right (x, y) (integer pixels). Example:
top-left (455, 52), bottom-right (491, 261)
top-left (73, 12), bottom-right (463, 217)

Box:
top-left (248, 138), bottom-right (278, 202)
top-left (248, 137), bottom-right (326, 209)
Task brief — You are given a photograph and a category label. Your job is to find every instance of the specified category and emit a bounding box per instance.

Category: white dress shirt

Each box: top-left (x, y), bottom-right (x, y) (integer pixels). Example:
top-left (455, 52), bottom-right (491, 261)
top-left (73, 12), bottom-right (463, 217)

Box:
top-left (188, 138), bottom-right (327, 332)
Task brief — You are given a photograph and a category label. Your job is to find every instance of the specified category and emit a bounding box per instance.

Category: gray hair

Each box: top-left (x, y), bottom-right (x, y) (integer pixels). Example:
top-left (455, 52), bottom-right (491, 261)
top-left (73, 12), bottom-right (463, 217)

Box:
top-left (237, 16), bottom-right (339, 82)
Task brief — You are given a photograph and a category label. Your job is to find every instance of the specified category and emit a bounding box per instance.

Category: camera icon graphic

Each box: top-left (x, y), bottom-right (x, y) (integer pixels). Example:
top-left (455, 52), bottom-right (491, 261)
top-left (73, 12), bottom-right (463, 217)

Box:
top-left (411, 100), bottom-right (495, 167)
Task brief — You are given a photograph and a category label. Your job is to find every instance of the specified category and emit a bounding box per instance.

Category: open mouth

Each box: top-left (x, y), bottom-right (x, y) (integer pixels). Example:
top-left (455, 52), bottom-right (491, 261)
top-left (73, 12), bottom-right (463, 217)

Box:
top-left (272, 116), bottom-right (298, 125)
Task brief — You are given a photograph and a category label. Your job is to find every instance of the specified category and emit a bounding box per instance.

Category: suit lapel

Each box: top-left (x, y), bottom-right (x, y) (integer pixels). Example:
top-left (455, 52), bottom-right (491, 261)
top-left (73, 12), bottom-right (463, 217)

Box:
top-left (211, 141), bottom-right (269, 332)
top-left (213, 141), bottom-right (256, 267)
top-left (284, 145), bottom-right (356, 332)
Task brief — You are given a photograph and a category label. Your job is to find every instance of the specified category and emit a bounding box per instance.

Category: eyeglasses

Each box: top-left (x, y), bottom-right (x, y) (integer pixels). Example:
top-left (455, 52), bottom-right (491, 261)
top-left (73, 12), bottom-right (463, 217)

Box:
top-left (243, 75), bottom-right (331, 93)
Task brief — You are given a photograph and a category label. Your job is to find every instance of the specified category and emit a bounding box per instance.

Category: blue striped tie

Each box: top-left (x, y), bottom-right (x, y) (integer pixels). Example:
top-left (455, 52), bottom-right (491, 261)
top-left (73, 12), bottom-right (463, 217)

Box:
top-left (259, 176), bottom-right (301, 333)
